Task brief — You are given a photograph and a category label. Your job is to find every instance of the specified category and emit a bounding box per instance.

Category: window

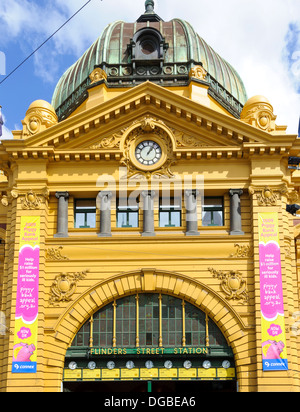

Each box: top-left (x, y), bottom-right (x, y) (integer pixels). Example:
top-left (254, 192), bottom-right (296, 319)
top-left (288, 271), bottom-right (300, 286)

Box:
top-left (202, 197), bottom-right (224, 226)
top-left (74, 199), bottom-right (96, 228)
top-left (116, 198), bottom-right (139, 228)
top-left (70, 294), bottom-right (230, 350)
top-left (159, 197), bottom-right (182, 227)
top-left (116, 296), bottom-right (136, 347)
top-left (93, 303), bottom-right (113, 347)
top-left (162, 295), bottom-right (182, 347)
top-left (139, 294), bottom-right (159, 347)
top-left (185, 301), bottom-right (206, 346)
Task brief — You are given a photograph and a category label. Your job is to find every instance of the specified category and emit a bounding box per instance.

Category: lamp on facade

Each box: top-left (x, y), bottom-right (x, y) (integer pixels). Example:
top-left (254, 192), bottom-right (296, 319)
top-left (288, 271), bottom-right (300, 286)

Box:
top-left (288, 157), bottom-right (300, 170)
top-left (286, 204), bottom-right (300, 216)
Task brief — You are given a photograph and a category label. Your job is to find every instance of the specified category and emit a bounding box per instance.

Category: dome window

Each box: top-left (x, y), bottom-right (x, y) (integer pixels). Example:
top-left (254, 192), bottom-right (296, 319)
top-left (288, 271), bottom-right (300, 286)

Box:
top-left (129, 28), bottom-right (168, 74)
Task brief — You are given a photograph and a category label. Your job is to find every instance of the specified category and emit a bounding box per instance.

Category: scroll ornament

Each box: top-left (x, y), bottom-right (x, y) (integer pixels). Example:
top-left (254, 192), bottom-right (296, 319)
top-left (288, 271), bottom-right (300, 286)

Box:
top-left (46, 246), bottom-right (69, 261)
top-left (208, 267), bottom-right (248, 303)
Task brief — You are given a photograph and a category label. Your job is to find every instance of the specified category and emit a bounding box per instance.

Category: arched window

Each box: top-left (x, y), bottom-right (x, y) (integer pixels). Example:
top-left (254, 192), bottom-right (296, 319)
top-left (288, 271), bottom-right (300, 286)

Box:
top-left (70, 293), bottom-right (228, 349)
top-left (129, 28), bottom-right (168, 69)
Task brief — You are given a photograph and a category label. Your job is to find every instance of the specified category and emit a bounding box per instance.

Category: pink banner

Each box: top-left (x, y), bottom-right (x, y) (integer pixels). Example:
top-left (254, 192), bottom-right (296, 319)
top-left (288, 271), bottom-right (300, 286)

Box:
top-left (12, 216), bottom-right (40, 374)
top-left (258, 213), bottom-right (288, 371)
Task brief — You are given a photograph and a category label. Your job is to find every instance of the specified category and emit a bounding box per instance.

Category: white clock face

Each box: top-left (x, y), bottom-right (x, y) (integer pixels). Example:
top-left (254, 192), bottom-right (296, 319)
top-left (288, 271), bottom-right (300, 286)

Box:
top-left (135, 140), bottom-right (162, 166)
top-left (88, 361), bottom-right (96, 370)
top-left (126, 360), bottom-right (135, 370)
top-left (145, 360), bottom-right (154, 369)
top-left (68, 361), bottom-right (77, 370)
top-left (202, 360), bottom-right (211, 369)
top-left (164, 360), bottom-right (173, 369)
top-left (222, 360), bottom-right (231, 369)
top-left (183, 360), bottom-right (192, 369)
top-left (107, 361), bottom-right (115, 370)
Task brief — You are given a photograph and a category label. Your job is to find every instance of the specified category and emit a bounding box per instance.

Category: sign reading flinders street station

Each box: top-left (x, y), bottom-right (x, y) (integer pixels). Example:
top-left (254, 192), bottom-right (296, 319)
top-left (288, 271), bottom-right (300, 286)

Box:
top-left (90, 347), bottom-right (209, 356)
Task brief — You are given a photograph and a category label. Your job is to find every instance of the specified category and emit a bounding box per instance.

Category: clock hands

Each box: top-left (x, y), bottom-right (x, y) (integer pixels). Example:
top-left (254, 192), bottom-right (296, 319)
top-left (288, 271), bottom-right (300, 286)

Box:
top-left (135, 140), bottom-right (162, 165)
top-left (147, 147), bottom-right (154, 156)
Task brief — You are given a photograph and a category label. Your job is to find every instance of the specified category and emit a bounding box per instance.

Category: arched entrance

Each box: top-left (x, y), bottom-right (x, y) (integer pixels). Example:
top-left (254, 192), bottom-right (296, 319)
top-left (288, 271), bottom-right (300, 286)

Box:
top-left (62, 293), bottom-right (237, 392)
top-left (50, 269), bottom-right (245, 392)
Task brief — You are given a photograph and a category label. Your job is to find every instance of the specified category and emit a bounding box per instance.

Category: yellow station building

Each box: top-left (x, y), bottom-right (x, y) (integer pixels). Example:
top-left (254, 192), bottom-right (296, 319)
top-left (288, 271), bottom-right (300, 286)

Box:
top-left (1, 1), bottom-right (300, 392)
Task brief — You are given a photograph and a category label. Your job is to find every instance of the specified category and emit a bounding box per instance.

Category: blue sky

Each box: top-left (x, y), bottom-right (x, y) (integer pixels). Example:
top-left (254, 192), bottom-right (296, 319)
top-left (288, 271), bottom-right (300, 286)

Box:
top-left (0, 0), bottom-right (299, 138)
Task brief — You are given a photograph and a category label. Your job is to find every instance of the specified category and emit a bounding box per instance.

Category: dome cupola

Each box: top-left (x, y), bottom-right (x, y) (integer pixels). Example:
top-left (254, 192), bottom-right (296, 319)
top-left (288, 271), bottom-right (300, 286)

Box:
top-left (52, 1), bottom-right (247, 121)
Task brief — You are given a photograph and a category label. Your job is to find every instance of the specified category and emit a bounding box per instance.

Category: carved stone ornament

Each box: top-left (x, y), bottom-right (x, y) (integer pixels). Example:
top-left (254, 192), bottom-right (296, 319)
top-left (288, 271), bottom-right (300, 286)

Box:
top-left (120, 116), bottom-right (176, 179)
top-left (189, 65), bottom-right (207, 82)
top-left (0, 188), bottom-right (18, 207)
top-left (240, 96), bottom-right (277, 133)
top-left (89, 133), bottom-right (123, 149)
top-left (230, 244), bottom-right (254, 258)
top-left (22, 100), bottom-right (58, 137)
top-left (89, 67), bottom-right (107, 84)
top-left (20, 188), bottom-right (49, 210)
top-left (49, 270), bottom-right (89, 306)
top-left (22, 190), bottom-right (42, 210)
top-left (208, 267), bottom-right (249, 303)
top-left (46, 246), bottom-right (69, 261)
top-left (248, 185), bottom-right (287, 206)
top-left (173, 129), bottom-right (209, 148)
top-left (0, 195), bottom-right (8, 207)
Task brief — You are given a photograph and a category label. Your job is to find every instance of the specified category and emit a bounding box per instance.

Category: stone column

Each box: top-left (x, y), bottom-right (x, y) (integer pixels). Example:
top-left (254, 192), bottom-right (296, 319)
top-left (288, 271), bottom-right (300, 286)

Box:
top-left (54, 191), bottom-right (69, 238)
top-left (142, 191), bottom-right (156, 237)
top-left (185, 189), bottom-right (199, 236)
top-left (98, 191), bottom-right (113, 237)
top-left (229, 189), bottom-right (244, 235)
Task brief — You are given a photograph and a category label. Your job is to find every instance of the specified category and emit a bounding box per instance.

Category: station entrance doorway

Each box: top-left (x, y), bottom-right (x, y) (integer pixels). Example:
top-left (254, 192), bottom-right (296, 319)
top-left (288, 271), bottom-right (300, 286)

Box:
top-left (63, 294), bottom-right (237, 393)
top-left (63, 379), bottom-right (237, 392)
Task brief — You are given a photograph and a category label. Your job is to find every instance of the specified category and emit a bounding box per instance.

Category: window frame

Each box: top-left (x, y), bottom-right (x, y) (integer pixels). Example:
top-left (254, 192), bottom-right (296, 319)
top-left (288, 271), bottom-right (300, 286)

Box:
top-left (116, 198), bottom-right (139, 228)
top-left (159, 197), bottom-right (182, 228)
top-left (202, 196), bottom-right (224, 227)
top-left (74, 198), bottom-right (97, 229)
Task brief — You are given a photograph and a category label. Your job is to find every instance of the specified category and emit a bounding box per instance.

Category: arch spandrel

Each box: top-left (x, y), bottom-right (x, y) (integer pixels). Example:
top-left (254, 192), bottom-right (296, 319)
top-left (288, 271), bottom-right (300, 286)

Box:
top-left (52, 269), bottom-right (247, 354)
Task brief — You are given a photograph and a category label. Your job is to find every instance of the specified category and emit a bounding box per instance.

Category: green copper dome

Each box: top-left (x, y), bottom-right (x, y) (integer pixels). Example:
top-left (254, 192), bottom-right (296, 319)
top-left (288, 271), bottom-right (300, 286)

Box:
top-left (52, 4), bottom-right (247, 121)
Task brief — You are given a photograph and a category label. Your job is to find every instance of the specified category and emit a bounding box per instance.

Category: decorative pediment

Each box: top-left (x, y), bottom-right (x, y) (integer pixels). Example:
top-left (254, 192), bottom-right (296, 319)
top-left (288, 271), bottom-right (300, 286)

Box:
top-left (2, 82), bottom-right (297, 163)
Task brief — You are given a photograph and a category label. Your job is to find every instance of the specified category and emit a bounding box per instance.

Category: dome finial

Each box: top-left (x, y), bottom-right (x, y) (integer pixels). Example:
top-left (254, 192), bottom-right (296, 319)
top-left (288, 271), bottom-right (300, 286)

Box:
top-left (137, 0), bottom-right (162, 22)
top-left (145, 0), bottom-right (155, 14)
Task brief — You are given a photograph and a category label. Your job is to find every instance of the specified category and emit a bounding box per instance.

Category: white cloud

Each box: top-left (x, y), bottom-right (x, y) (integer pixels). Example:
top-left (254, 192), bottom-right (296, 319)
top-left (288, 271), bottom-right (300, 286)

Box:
top-left (1, 125), bottom-right (13, 140)
top-left (0, 0), bottom-right (299, 133)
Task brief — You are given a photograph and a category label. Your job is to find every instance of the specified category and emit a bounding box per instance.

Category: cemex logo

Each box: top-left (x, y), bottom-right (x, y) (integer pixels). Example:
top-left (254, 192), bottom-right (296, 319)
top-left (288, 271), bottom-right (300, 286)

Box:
top-left (0, 51), bottom-right (6, 76)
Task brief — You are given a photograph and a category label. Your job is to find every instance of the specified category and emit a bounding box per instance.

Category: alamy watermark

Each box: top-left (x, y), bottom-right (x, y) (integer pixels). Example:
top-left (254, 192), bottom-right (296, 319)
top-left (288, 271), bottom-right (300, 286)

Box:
top-left (0, 51), bottom-right (6, 76)
top-left (95, 167), bottom-right (204, 221)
